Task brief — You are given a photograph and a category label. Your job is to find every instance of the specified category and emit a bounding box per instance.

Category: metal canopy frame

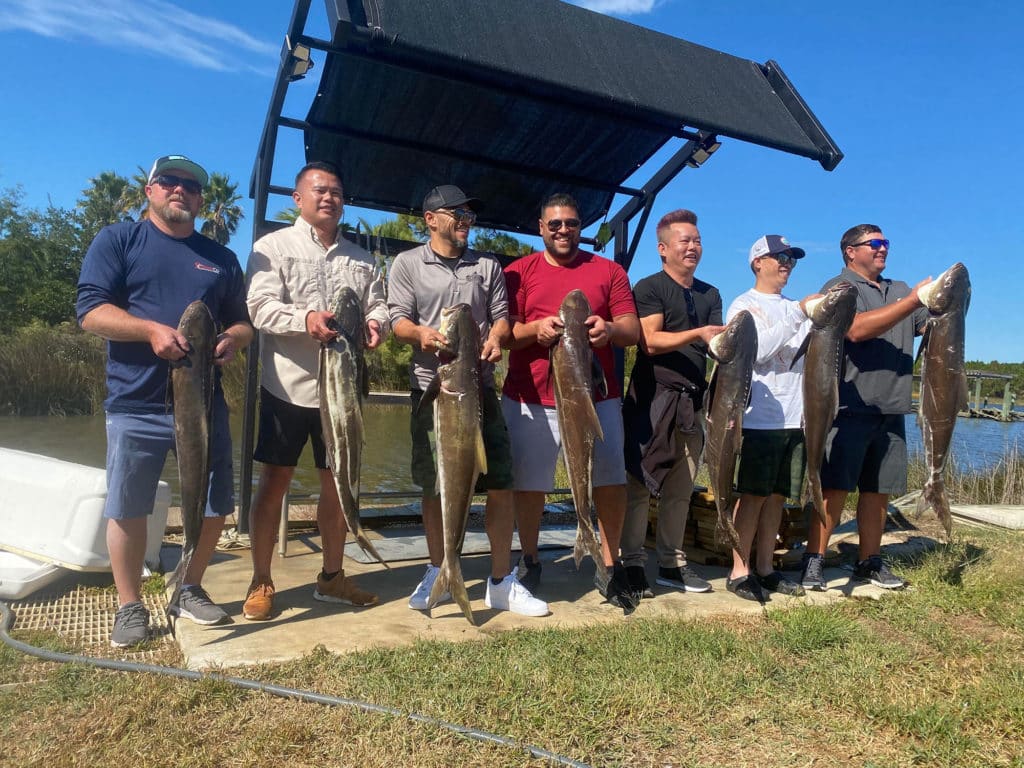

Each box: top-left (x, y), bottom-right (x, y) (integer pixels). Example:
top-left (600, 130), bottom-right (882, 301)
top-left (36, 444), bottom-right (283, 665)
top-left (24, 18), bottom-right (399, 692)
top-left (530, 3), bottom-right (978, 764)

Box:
top-left (239, 0), bottom-right (843, 528)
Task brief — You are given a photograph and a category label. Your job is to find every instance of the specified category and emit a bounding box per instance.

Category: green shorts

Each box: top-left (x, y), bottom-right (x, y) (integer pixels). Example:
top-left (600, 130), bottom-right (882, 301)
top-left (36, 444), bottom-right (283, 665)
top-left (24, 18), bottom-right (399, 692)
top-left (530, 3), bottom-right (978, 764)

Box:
top-left (735, 428), bottom-right (806, 500)
top-left (409, 386), bottom-right (514, 497)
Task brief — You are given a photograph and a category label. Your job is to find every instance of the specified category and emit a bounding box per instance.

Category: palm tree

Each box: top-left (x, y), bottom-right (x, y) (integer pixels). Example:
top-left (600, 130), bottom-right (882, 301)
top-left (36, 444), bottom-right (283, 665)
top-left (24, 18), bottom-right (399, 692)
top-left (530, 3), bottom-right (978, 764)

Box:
top-left (200, 173), bottom-right (244, 246)
top-left (274, 206), bottom-right (300, 223)
top-left (77, 171), bottom-right (131, 241)
top-left (119, 166), bottom-right (150, 221)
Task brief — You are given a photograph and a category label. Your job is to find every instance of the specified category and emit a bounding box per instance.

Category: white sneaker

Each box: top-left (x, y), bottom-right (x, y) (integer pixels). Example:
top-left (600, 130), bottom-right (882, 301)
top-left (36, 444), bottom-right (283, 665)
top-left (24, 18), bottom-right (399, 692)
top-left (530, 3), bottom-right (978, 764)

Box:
top-left (485, 573), bottom-right (549, 617)
top-left (409, 564), bottom-right (449, 610)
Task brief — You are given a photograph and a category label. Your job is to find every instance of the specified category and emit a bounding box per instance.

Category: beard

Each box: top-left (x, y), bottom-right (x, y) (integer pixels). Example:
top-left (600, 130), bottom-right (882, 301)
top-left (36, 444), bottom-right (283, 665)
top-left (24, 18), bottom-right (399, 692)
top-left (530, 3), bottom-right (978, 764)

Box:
top-left (151, 198), bottom-right (196, 225)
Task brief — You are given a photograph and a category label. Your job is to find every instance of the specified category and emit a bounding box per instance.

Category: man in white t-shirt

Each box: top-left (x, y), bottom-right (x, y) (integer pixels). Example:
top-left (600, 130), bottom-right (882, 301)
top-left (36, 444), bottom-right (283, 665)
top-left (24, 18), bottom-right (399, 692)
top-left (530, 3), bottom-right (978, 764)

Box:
top-left (723, 235), bottom-right (817, 601)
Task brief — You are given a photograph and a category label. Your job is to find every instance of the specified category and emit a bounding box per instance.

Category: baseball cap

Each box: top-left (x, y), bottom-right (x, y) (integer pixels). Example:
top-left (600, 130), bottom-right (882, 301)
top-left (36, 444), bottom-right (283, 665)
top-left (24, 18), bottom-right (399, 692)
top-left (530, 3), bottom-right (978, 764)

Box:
top-left (148, 155), bottom-right (209, 187)
top-left (748, 234), bottom-right (806, 265)
top-left (422, 184), bottom-right (480, 213)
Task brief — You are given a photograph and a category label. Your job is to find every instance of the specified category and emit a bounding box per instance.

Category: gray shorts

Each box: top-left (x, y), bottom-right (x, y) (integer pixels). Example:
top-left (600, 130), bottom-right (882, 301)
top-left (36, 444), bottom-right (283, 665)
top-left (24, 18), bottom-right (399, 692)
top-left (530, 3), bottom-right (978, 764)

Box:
top-left (501, 396), bottom-right (626, 492)
top-left (820, 412), bottom-right (908, 495)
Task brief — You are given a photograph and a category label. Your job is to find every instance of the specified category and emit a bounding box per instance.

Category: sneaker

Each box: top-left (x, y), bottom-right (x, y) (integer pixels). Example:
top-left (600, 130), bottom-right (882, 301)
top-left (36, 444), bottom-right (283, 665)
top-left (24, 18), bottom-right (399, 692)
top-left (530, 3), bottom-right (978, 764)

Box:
top-left (110, 601), bottom-right (150, 648)
top-left (800, 553), bottom-right (827, 592)
top-left (485, 573), bottom-right (549, 617)
top-left (656, 565), bottom-right (712, 593)
top-left (853, 556), bottom-right (905, 589)
top-left (516, 555), bottom-right (542, 593)
top-left (726, 575), bottom-right (765, 602)
top-left (243, 581), bottom-right (275, 621)
top-left (755, 570), bottom-right (806, 597)
top-left (625, 565), bottom-right (654, 602)
top-left (409, 565), bottom-right (450, 611)
top-left (168, 585), bottom-right (229, 626)
top-left (314, 571), bottom-right (379, 606)
top-left (601, 564), bottom-right (638, 615)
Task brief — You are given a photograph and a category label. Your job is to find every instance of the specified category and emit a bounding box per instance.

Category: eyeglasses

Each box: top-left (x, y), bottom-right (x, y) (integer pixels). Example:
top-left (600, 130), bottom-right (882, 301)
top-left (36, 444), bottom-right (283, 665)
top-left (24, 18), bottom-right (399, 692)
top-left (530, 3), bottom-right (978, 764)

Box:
top-left (546, 218), bottom-right (581, 231)
top-left (435, 208), bottom-right (477, 224)
top-left (850, 238), bottom-right (890, 250)
top-left (152, 174), bottom-right (202, 195)
top-left (761, 252), bottom-right (800, 267)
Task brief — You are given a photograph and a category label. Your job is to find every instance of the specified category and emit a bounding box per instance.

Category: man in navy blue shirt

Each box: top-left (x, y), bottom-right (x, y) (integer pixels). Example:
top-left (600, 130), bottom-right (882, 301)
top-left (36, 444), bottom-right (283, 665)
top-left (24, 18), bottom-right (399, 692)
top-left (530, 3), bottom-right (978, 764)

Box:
top-left (77, 155), bottom-right (252, 648)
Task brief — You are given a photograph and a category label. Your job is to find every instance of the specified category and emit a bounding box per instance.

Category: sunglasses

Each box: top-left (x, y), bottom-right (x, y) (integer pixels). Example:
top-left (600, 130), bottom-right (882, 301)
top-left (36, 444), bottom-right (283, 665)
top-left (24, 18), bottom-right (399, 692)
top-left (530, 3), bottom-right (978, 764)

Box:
top-left (546, 218), bottom-right (581, 231)
top-left (762, 252), bottom-right (800, 267)
top-left (435, 207), bottom-right (477, 224)
top-left (152, 174), bottom-right (202, 195)
top-left (850, 238), bottom-right (890, 251)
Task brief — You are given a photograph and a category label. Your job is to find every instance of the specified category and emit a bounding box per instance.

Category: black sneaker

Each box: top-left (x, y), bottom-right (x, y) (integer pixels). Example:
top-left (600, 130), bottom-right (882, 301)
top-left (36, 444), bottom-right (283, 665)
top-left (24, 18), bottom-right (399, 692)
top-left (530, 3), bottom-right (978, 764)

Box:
top-left (110, 601), bottom-right (150, 648)
top-left (726, 575), bottom-right (765, 602)
top-left (516, 554), bottom-right (542, 593)
top-left (168, 585), bottom-right (229, 626)
top-left (756, 570), bottom-right (806, 597)
top-left (853, 556), bottom-right (905, 589)
top-left (656, 565), bottom-right (712, 593)
top-left (800, 554), bottom-right (827, 592)
top-left (625, 565), bottom-right (654, 601)
top-left (601, 564), bottom-right (638, 615)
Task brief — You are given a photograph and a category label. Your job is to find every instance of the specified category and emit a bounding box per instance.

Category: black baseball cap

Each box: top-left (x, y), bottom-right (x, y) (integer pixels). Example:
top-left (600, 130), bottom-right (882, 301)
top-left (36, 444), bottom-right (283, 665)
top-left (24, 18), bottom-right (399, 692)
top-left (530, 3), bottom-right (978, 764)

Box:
top-left (422, 184), bottom-right (480, 213)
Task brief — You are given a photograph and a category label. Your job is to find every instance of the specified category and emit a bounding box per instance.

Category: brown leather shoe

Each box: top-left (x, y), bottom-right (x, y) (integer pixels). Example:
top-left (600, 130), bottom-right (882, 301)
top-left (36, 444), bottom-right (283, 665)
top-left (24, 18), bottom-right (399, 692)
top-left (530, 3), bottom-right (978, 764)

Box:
top-left (313, 571), bottom-right (378, 607)
top-left (242, 580), bottom-right (275, 620)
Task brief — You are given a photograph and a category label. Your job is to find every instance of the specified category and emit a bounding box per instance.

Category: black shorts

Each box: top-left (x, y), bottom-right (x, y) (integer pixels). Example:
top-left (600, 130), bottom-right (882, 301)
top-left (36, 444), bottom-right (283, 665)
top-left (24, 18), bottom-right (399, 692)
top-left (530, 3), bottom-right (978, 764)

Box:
top-left (820, 412), bottom-right (908, 495)
top-left (735, 428), bottom-right (806, 499)
top-left (254, 387), bottom-right (327, 469)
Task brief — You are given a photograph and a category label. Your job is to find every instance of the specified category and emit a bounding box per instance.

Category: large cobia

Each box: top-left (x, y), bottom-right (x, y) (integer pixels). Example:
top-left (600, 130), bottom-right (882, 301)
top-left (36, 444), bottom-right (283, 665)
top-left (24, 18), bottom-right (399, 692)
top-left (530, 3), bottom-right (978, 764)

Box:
top-left (551, 289), bottom-right (609, 592)
top-left (166, 300), bottom-right (216, 606)
top-left (916, 262), bottom-right (970, 537)
top-left (419, 303), bottom-right (486, 625)
top-left (319, 287), bottom-right (387, 567)
top-left (703, 310), bottom-right (757, 556)
top-left (799, 281), bottom-right (858, 526)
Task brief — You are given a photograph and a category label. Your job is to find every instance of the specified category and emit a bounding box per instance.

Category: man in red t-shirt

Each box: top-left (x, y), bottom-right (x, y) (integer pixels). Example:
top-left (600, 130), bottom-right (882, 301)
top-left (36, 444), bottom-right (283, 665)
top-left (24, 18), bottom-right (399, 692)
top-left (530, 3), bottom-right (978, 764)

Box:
top-left (502, 193), bottom-right (640, 610)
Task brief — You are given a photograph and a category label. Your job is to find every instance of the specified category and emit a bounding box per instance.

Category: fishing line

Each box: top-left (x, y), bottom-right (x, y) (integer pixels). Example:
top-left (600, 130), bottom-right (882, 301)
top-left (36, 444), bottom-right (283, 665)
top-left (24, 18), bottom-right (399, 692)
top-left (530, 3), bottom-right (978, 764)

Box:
top-left (0, 600), bottom-right (589, 768)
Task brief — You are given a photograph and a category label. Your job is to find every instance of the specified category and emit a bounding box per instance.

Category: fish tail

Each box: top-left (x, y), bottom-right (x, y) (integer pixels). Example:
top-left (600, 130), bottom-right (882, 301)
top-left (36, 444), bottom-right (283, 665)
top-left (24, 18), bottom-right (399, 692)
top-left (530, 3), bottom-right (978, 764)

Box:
top-left (439, 557), bottom-right (474, 625)
top-left (357, 531), bottom-right (390, 569)
top-left (918, 477), bottom-right (953, 539)
top-left (572, 527), bottom-right (586, 568)
top-left (428, 562), bottom-right (451, 608)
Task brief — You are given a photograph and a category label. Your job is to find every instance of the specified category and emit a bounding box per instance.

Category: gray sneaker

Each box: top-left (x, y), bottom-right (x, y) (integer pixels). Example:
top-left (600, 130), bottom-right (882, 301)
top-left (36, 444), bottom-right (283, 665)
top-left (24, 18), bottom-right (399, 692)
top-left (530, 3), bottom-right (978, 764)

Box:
top-left (110, 601), bottom-right (150, 648)
top-left (656, 565), bottom-right (712, 593)
top-left (168, 585), bottom-right (229, 626)
top-left (854, 556), bottom-right (905, 589)
top-left (800, 554), bottom-right (827, 591)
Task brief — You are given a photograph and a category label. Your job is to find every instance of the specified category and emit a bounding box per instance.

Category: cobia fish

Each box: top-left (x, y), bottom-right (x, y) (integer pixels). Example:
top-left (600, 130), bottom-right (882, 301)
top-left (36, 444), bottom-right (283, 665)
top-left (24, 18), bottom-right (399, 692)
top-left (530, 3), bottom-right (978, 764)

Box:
top-left (799, 281), bottom-right (858, 526)
top-left (916, 262), bottom-right (971, 537)
top-left (319, 287), bottom-right (387, 567)
top-left (419, 303), bottom-right (486, 625)
top-left (550, 289), bottom-right (609, 592)
top-left (166, 300), bottom-right (216, 607)
top-left (703, 310), bottom-right (757, 556)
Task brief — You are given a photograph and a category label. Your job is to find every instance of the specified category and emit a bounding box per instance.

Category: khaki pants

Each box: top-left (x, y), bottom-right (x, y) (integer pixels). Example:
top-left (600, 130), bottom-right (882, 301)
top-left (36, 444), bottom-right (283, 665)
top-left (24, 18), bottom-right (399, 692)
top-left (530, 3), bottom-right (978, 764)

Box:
top-left (620, 421), bottom-right (704, 569)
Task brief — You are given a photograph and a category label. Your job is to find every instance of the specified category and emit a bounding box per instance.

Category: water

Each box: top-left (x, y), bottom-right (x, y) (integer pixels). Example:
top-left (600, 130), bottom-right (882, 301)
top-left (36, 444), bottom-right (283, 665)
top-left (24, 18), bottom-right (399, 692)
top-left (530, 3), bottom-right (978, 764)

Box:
top-left (0, 406), bottom-right (412, 505)
top-left (1, 409), bottom-right (1020, 504)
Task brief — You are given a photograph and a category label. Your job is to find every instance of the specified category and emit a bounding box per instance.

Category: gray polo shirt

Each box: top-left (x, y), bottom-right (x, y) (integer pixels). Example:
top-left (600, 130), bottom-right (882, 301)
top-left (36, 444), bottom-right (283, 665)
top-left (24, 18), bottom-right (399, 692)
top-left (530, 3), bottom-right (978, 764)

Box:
top-left (823, 267), bottom-right (929, 415)
top-left (387, 243), bottom-right (508, 390)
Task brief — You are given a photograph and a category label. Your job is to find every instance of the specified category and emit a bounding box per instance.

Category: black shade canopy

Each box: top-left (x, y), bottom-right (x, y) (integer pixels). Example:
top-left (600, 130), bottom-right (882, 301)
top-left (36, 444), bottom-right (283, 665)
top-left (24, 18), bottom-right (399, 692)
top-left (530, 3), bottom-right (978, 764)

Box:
top-left (292, 0), bottom-right (840, 235)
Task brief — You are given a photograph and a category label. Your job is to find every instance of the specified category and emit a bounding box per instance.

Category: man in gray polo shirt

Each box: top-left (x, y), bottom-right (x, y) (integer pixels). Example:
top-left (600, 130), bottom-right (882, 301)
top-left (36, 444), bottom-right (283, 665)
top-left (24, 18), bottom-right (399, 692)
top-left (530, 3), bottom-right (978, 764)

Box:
top-left (800, 224), bottom-right (929, 591)
top-left (388, 184), bottom-right (548, 617)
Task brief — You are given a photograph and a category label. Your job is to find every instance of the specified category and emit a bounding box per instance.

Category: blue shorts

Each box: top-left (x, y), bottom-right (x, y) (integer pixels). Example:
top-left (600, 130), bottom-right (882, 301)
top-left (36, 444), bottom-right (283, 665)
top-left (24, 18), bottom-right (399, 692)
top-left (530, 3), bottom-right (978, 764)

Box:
top-left (501, 396), bottom-right (626, 492)
top-left (103, 398), bottom-right (234, 520)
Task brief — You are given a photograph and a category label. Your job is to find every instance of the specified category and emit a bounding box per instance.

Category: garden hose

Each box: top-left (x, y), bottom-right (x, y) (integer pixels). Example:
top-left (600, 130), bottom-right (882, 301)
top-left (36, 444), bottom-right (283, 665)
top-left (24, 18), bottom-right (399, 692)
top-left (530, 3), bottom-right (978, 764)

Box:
top-left (0, 600), bottom-right (589, 768)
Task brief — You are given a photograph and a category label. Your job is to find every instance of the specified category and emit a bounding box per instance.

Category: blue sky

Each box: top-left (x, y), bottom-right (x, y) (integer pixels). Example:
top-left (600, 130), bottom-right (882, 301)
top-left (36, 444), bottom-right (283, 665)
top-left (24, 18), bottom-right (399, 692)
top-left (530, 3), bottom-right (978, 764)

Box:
top-left (0, 0), bottom-right (1019, 364)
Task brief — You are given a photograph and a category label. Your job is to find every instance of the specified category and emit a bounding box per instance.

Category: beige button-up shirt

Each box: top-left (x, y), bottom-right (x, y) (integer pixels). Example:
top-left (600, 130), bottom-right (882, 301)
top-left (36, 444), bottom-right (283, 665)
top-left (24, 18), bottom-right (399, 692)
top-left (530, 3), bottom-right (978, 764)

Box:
top-left (246, 219), bottom-right (389, 408)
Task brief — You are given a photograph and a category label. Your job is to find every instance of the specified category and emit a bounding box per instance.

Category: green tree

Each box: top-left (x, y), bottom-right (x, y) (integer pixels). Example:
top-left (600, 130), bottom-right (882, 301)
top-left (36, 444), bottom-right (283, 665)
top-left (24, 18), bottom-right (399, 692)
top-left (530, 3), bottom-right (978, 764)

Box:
top-left (119, 166), bottom-right (151, 221)
top-left (200, 172), bottom-right (244, 246)
top-left (471, 228), bottom-right (532, 257)
top-left (274, 206), bottom-right (300, 223)
top-left (76, 171), bottom-right (131, 243)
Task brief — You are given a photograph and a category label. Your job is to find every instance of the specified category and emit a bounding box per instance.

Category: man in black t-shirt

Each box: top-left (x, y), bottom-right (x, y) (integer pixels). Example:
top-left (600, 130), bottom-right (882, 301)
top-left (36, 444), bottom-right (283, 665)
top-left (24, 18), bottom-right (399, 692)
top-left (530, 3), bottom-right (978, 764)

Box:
top-left (620, 209), bottom-right (724, 601)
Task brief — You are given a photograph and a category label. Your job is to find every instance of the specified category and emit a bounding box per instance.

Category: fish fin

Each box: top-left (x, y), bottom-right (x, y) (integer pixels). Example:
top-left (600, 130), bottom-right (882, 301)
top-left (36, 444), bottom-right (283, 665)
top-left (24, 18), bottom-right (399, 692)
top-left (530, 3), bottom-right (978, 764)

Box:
top-left (704, 364), bottom-right (720, 412)
top-left (428, 564), bottom-right (451, 608)
top-left (591, 356), bottom-right (608, 399)
top-left (417, 374), bottom-right (441, 415)
top-left (790, 334), bottom-right (810, 370)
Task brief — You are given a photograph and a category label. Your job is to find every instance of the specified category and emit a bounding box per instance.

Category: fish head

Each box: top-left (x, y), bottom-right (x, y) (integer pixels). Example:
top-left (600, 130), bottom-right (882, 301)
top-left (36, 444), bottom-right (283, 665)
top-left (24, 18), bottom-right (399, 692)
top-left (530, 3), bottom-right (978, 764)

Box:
top-left (328, 287), bottom-right (365, 343)
top-left (709, 309), bottom-right (756, 363)
top-left (558, 289), bottom-right (592, 326)
top-left (805, 281), bottom-right (858, 329)
top-left (918, 262), bottom-right (970, 315)
top-left (438, 303), bottom-right (478, 359)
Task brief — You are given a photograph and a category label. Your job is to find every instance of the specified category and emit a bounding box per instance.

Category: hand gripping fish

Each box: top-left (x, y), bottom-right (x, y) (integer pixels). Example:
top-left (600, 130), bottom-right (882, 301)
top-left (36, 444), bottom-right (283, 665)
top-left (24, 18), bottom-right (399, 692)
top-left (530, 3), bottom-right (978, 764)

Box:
top-left (702, 310), bottom-right (757, 557)
top-left (551, 289), bottom-right (610, 592)
top-left (796, 282), bottom-right (858, 526)
top-left (166, 301), bottom-right (216, 609)
top-left (916, 263), bottom-right (971, 537)
top-left (319, 287), bottom-right (388, 567)
top-left (417, 303), bottom-right (487, 625)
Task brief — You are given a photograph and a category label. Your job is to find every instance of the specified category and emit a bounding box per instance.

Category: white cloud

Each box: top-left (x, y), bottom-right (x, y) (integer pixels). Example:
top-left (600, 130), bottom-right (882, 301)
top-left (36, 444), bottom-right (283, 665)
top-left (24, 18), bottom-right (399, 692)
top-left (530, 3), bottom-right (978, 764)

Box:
top-left (571, 0), bottom-right (659, 14)
top-left (0, 0), bottom-right (278, 74)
